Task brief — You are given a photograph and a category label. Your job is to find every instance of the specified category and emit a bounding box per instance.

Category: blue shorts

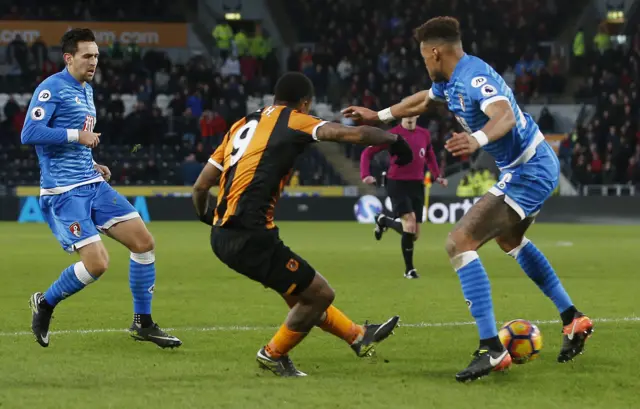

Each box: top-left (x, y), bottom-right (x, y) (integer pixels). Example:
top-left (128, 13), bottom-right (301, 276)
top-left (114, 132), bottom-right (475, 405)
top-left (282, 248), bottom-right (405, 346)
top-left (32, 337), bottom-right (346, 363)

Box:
top-left (40, 182), bottom-right (139, 252)
top-left (489, 141), bottom-right (559, 220)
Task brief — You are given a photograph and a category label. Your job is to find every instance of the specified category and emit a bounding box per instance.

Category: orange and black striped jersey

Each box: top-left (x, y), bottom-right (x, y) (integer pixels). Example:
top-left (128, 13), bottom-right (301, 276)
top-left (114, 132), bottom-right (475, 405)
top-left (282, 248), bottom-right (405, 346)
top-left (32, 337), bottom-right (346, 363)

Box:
top-left (208, 105), bottom-right (327, 229)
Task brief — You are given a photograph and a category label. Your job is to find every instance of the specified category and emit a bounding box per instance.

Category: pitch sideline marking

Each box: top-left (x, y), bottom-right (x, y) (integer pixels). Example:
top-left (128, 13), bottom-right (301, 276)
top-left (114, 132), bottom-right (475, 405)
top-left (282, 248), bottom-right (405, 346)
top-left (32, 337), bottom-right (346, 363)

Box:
top-left (2, 316), bottom-right (638, 337)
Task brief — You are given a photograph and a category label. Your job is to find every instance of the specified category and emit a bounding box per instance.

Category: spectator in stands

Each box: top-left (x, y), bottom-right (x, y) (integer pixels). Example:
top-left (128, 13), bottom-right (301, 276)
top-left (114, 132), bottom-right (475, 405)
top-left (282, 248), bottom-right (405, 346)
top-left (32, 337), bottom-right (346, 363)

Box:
top-left (250, 24), bottom-right (272, 63)
top-left (456, 173), bottom-right (475, 197)
top-left (240, 53), bottom-right (258, 82)
top-left (234, 30), bottom-right (249, 57)
top-left (590, 152), bottom-right (603, 183)
top-left (628, 156), bottom-right (640, 184)
top-left (154, 68), bottom-right (170, 93)
top-left (180, 107), bottom-right (199, 145)
top-left (187, 91), bottom-right (203, 118)
top-left (538, 107), bottom-right (555, 133)
top-left (289, 171), bottom-right (301, 187)
top-left (136, 83), bottom-right (152, 106)
top-left (108, 41), bottom-right (124, 62)
top-left (6, 34), bottom-right (29, 75)
top-left (199, 110), bottom-right (215, 142)
top-left (10, 104), bottom-right (26, 135)
top-left (213, 21), bottom-right (234, 60)
top-left (572, 27), bottom-right (585, 74)
top-left (602, 158), bottom-right (617, 184)
top-left (503, 65), bottom-right (516, 91)
top-left (31, 36), bottom-right (48, 72)
top-left (573, 154), bottom-right (589, 185)
top-left (594, 23), bottom-right (611, 55)
top-left (182, 153), bottom-right (203, 185)
top-left (193, 142), bottom-right (210, 164)
top-left (336, 56), bottom-right (353, 81)
top-left (169, 91), bottom-right (186, 117)
top-left (221, 55), bottom-right (241, 78)
top-left (3, 95), bottom-right (19, 124)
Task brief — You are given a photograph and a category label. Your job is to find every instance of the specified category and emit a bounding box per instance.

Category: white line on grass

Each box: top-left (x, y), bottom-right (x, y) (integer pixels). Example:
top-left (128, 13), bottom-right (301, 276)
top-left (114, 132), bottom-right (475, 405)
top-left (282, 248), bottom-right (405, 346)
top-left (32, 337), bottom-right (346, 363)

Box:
top-left (1, 316), bottom-right (638, 338)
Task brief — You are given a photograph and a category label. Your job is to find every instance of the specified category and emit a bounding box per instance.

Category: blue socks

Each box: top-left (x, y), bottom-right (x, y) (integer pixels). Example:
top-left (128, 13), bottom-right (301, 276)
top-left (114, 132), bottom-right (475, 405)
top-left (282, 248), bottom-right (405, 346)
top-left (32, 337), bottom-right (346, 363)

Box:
top-left (452, 251), bottom-right (498, 340)
top-left (44, 262), bottom-right (97, 307)
top-left (129, 251), bottom-right (156, 315)
top-left (509, 238), bottom-right (573, 313)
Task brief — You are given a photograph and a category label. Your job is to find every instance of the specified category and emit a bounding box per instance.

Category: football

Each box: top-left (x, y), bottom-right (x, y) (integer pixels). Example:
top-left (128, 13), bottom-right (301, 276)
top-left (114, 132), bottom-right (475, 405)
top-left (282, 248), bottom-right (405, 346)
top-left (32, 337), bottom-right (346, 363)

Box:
top-left (498, 319), bottom-right (543, 364)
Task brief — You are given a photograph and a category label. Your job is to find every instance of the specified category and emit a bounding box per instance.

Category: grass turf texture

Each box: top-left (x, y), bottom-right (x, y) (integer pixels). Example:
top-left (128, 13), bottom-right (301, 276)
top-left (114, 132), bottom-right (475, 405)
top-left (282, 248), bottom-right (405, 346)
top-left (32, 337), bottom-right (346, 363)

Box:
top-left (0, 222), bottom-right (637, 409)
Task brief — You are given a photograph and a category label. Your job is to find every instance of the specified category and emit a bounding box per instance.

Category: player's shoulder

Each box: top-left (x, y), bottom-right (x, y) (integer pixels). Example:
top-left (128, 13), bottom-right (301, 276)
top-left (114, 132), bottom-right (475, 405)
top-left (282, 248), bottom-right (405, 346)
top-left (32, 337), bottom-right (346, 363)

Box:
top-left (30, 73), bottom-right (68, 103)
top-left (38, 71), bottom-right (67, 90)
top-left (460, 55), bottom-right (497, 86)
top-left (228, 115), bottom-right (249, 134)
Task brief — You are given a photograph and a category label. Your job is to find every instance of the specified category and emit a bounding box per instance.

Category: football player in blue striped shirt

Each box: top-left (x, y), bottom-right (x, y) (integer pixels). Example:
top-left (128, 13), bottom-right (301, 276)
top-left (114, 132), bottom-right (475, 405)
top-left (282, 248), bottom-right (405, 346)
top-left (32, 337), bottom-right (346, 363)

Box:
top-left (343, 16), bottom-right (593, 382)
top-left (22, 28), bottom-right (181, 349)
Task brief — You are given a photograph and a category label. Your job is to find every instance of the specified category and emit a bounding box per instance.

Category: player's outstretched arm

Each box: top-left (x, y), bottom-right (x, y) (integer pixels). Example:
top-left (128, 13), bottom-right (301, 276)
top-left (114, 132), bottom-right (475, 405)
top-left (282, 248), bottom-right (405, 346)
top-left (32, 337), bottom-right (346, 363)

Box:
top-left (341, 90), bottom-right (437, 124)
top-left (315, 122), bottom-right (413, 165)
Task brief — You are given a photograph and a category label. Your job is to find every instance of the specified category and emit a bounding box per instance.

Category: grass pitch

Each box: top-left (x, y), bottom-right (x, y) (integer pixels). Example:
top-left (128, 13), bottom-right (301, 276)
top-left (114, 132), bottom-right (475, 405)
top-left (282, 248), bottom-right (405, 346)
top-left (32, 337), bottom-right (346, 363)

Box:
top-left (0, 222), bottom-right (637, 408)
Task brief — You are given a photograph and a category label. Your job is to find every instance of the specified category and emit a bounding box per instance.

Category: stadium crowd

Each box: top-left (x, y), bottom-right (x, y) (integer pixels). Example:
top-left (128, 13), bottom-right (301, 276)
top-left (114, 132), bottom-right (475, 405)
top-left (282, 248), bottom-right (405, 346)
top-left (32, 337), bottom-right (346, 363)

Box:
top-left (564, 26), bottom-right (640, 187)
top-left (0, 0), bottom-right (637, 190)
top-left (0, 16), bottom-right (345, 187)
top-left (282, 0), bottom-right (581, 180)
top-left (0, 0), bottom-right (185, 21)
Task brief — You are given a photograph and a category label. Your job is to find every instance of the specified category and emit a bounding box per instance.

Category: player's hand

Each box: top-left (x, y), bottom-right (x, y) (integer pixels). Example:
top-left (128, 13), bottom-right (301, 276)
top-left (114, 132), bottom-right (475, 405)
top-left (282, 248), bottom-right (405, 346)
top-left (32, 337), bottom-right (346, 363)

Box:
top-left (199, 212), bottom-right (214, 226)
top-left (389, 134), bottom-right (413, 166)
top-left (341, 106), bottom-right (379, 124)
top-left (436, 177), bottom-right (448, 187)
top-left (79, 131), bottom-right (101, 148)
top-left (445, 132), bottom-right (480, 157)
top-left (362, 176), bottom-right (376, 185)
top-left (94, 163), bottom-right (111, 182)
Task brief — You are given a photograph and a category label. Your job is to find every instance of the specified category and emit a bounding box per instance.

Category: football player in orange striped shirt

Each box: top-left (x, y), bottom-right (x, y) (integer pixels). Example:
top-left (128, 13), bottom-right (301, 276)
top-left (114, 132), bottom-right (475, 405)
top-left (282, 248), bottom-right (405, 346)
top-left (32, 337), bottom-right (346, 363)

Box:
top-left (192, 72), bottom-right (413, 376)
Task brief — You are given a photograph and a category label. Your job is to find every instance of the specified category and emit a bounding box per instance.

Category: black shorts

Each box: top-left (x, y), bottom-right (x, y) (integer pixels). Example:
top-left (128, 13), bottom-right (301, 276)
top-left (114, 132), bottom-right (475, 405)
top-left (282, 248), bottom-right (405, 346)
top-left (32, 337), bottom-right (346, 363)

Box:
top-left (210, 226), bottom-right (316, 295)
top-left (387, 179), bottom-right (425, 221)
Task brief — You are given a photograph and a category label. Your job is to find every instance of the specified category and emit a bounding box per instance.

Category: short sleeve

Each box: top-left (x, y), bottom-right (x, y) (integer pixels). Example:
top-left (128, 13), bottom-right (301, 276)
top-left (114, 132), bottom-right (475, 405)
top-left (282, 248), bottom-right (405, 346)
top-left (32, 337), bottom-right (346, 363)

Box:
top-left (25, 86), bottom-right (61, 128)
top-left (208, 131), bottom-right (229, 170)
top-left (288, 111), bottom-right (327, 142)
top-left (429, 82), bottom-right (447, 102)
top-left (465, 75), bottom-right (510, 114)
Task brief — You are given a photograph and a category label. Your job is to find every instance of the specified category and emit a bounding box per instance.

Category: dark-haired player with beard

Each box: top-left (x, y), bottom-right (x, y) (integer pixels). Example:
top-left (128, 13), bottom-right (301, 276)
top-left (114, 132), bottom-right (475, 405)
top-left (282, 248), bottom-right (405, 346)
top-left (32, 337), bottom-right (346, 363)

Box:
top-left (24, 28), bottom-right (181, 349)
top-left (343, 16), bottom-right (592, 382)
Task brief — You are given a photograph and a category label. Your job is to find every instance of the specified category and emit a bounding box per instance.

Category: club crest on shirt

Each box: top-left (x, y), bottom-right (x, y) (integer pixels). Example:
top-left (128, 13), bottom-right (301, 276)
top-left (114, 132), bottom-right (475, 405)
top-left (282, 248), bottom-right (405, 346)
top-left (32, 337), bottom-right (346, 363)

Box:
top-left (419, 148), bottom-right (426, 158)
top-left (458, 93), bottom-right (466, 112)
top-left (286, 258), bottom-right (299, 272)
top-left (69, 222), bottom-right (82, 238)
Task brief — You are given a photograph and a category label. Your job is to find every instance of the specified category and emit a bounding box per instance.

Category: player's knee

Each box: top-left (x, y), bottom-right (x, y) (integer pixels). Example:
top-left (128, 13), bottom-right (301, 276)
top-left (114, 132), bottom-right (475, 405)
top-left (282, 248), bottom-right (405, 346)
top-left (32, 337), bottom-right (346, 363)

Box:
top-left (299, 273), bottom-right (334, 309)
top-left (495, 234), bottom-right (523, 253)
top-left (309, 280), bottom-right (335, 310)
top-left (129, 232), bottom-right (155, 254)
top-left (84, 254), bottom-right (109, 277)
top-left (317, 285), bottom-right (335, 310)
top-left (402, 213), bottom-right (417, 234)
top-left (445, 230), bottom-right (475, 259)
